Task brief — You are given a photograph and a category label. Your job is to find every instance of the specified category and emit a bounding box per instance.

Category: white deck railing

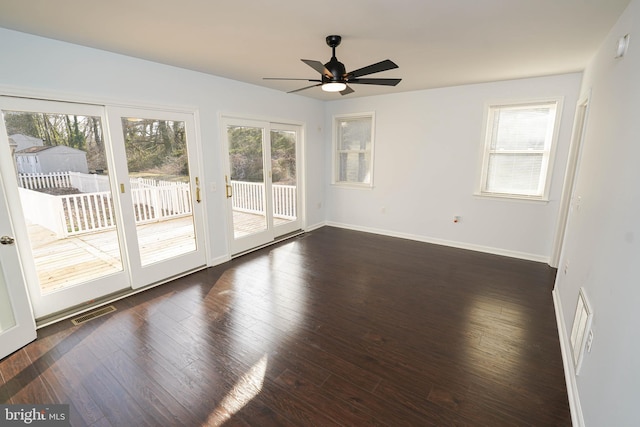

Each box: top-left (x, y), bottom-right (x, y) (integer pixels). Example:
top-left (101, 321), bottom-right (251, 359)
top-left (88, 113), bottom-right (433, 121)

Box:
top-left (18, 171), bottom-right (72, 189)
top-left (231, 180), bottom-right (297, 219)
top-left (18, 172), bottom-right (192, 237)
top-left (19, 171), bottom-right (110, 192)
top-left (130, 183), bottom-right (192, 225)
top-left (18, 173), bottom-right (296, 237)
top-left (61, 191), bottom-right (116, 235)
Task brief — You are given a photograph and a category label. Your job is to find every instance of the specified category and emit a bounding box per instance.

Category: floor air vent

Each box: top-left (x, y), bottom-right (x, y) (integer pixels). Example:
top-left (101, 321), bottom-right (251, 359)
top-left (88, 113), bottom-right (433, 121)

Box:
top-left (71, 305), bottom-right (117, 325)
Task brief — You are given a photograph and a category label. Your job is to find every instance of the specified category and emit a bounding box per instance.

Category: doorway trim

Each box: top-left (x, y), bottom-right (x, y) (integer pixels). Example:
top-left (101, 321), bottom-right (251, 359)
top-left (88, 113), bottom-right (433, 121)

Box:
top-left (550, 94), bottom-right (590, 268)
top-left (0, 93), bottom-right (210, 319)
top-left (220, 114), bottom-right (305, 256)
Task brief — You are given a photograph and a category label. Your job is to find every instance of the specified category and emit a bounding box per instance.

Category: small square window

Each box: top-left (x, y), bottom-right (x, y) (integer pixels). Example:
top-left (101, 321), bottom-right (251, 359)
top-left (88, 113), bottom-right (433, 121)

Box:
top-left (478, 100), bottom-right (562, 200)
top-left (333, 113), bottom-right (375, 187)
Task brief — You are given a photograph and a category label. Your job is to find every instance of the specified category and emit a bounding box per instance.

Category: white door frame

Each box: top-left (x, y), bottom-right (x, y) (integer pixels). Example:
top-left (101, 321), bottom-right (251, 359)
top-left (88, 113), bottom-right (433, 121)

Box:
top-left (0, 172), bottom-right (37, 360)
top-left (550, 95), bottom-right (590, 268)
top-left (221, 117), bottom-right (304, 256)
top-left (106, 106), bottom-right (208, 288)
top-left (0, 97), bottom-right (131, 318)
top-left (0, 96), bottom-right (209, 319)
top-left (222, 117), bottom-right (273, 255)
top-left (270, 122), bottom-right (304, 237)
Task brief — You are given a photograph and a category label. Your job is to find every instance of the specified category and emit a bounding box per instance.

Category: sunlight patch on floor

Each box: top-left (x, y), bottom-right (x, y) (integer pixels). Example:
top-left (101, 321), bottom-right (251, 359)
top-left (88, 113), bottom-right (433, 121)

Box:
top-left (204, 354), bottom-right (268, 426)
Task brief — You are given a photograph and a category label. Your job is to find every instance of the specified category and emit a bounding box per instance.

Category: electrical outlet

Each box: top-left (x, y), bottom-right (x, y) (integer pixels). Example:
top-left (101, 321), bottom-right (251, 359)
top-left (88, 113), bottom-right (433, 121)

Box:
top-left (563, 262), bottom-right (569, 275)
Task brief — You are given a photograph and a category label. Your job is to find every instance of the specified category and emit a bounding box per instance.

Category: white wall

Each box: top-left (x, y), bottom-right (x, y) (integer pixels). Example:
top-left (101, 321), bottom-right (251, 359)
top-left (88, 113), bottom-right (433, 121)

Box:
top-left (0, 28), bottom-right (583, 265)
top-left (0, 27), bottom-right (327, 263)
top-left (554, 0), bottom-right (640, 425)
top-left (324, 74), bottom-right (582, 261)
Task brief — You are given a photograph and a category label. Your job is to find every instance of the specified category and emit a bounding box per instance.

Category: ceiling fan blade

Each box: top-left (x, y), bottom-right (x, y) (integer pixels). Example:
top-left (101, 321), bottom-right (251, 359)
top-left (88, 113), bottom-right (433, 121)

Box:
top-left (288, 83), bottom-right (323, 94)
top-left (301, 59), bottom-right (333, 78)
top-left (348, 78), bottom-right (402, 86)
top-left (264, 78), bottom-right (322, 82)
top-left (340, 86), bottom-right (355, 96)
top-left (347, 59), bottom-right (398, 78)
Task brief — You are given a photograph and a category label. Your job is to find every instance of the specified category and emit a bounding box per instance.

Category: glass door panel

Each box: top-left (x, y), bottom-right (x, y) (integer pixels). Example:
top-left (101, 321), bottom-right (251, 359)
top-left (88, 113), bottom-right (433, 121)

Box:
top-left (3, 110), bottom-right (124, 292)
top-left (107, 106), bottom-right (206, 290)
top-left (227, 124), bottom-right (268, 239)
top-left (121, 117), bottom-right (196, 266)
top-left (0, 98), bottom-right (129, 318)
top-left (223, 119), bottom-right (302, 255)
top-left (270, 127), bottom-right (300, 236)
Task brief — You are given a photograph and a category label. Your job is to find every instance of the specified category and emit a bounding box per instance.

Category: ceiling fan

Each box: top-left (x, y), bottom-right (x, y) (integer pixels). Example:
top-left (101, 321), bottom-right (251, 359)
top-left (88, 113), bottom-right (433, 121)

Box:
top-left (264, 35), bottom-right (401, 96)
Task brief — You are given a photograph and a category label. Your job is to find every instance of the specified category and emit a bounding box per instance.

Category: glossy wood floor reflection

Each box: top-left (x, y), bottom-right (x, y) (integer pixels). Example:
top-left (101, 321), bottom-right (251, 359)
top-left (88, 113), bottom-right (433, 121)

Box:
top-left (0, 227), bottom-right (571, 426)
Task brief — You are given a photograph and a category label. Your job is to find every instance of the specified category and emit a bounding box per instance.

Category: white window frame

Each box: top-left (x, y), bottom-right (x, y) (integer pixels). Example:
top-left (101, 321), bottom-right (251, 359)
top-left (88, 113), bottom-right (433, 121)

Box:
top-left (332, 112), bottom-right (375, 188)
top-left (477, 98), bottom-right (563, 201)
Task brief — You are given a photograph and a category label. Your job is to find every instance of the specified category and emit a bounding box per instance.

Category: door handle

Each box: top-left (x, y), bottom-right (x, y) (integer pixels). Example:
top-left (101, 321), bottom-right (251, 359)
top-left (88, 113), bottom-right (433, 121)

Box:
top-left (0, 235), bottom-right (15, 245)
top-left (225, 175), bottom-right (233, 199)
top-left (195, 177), bottom-right (201, 203)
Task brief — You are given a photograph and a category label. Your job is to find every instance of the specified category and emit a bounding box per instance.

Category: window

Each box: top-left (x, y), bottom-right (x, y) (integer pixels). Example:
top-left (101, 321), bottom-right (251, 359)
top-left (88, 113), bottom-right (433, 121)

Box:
top-left (478, 99), bottom-right (562, 200)
top-left (333, 113), bottom-right (374, 187)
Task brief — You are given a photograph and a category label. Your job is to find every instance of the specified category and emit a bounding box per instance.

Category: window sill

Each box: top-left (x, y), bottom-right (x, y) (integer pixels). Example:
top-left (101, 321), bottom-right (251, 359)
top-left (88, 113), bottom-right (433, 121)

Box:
top-left (332, 182), bottom-right (374, 190)
top-left (473, 192), bottom-right (549, 204)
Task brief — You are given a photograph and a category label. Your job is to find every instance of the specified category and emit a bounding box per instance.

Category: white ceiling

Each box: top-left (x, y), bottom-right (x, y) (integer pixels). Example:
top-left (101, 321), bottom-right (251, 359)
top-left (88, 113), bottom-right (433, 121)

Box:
top-left (0, 0), bottom-right (631, 100)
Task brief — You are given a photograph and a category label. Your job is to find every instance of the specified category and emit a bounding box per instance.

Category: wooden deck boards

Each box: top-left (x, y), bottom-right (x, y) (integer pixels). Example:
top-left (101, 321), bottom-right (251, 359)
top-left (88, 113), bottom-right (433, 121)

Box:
top-left (29, 211), bottom-right (292, 293)
top-left (233, 211), bottom-right (292, 238)
top-left (28, 217), bottom-right (195, 293)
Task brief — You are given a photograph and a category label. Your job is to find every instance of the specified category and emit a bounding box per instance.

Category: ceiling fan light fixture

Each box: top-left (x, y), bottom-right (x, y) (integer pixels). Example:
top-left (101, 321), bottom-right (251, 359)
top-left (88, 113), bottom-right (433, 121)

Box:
top-left (263, 35), bottom-right (401, 95)
top-left (322, 82), bottom-right (347, 92)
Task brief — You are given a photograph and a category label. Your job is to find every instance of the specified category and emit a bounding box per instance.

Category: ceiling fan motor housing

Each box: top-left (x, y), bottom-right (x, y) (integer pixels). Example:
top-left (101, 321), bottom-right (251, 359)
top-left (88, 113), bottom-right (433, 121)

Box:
top-left (324, 58), bottom-right (347, 83)
top-left (326, 35), bottom-right (342, 48)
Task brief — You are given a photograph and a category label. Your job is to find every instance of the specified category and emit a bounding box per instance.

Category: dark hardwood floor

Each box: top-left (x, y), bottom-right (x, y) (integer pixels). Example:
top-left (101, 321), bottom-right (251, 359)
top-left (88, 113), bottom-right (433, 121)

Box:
top-left (0, 226), bottom-right (571, 426)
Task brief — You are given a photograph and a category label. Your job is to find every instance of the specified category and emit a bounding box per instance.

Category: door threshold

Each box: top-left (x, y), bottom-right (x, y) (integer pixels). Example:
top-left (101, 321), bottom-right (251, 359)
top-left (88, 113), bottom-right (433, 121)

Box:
top-left (35, 265), bottom-right (207, 329)
top-left (231, 229), bottom-right (304, 259)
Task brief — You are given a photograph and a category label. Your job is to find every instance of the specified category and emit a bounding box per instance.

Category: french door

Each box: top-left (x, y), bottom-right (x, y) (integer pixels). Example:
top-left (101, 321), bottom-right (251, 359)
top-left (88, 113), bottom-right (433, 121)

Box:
top-left (0, 97), bottom-right (206, 318)
top-left (106, 106), bottom-right (206, 288)
top-left (0, 171), bottom-right (36, 360)
top-left (222, 118), bottom-right (302, 255)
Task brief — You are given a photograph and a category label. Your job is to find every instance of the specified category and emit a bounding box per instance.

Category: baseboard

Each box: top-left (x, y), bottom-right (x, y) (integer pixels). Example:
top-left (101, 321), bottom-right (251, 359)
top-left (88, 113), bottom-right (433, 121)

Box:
top-left (553, 288), bottom-right (583, 427)
top-left (209, 254), bottom-right (231, 267)
top-left (325, 221), bottom-right (549, 263)
top-left (305, 221), bottom-right (327, 232)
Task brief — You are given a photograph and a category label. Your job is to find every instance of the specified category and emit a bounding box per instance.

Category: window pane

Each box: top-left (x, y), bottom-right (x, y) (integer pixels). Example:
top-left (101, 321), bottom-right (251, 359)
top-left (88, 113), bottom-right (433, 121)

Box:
top-left (228, 126), bottom-right (264, 182)
top-left (486, 153), bottom-right (543, 195)
top-left (271, 129), bottom-right (297, 224)
top-left (339, 152), bottom-right (370, 184)
top-left (270, 130), bottom-right (296, 184)
top-left (121, 117), bottom-right (196, 266)
top-left (338, 117), bottom-right (371, 151)
top-left (226, 125), bottom-right (266, 239)
top-left (491, 106), bottom-right (555, 151)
